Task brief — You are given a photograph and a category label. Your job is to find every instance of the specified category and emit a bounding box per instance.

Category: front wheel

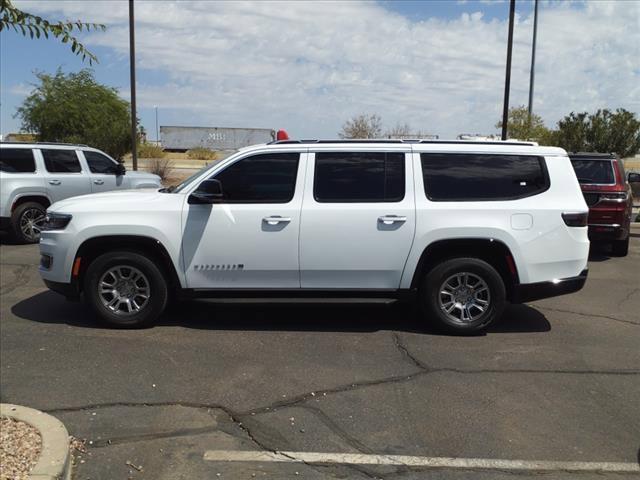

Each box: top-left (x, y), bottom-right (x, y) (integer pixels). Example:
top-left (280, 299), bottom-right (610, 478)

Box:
top-left (84, 251), bottom-right (168, 328)
top-left (419, 257), bottom-right (506, 335)
top-left (11, 202), bottom-right (46, 244)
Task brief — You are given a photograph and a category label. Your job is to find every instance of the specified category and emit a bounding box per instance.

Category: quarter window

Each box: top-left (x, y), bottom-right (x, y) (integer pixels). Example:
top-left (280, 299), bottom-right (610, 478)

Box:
top-left (212, 153), bottom-right (299, 203)
top-left (314, 152), bottom-right (405, 202)
top-left (42, 149), bottom-right (82, 173)
top-left (85, 151), bottom-right (118, 174)
top-left (421, 153), bottom-right (549, 201)
top-left (0, 149), bottom-right (36, 173)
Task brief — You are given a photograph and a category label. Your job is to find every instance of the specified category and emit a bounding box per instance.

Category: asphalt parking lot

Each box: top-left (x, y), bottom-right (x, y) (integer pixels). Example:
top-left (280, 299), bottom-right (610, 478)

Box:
top-left (1, 230), bottom-right (639, 480)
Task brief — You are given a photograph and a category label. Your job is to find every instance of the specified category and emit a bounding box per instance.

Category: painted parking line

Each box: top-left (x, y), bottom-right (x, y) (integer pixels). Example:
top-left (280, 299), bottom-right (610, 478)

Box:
top-left (203, 450), bottom-right (640, 473)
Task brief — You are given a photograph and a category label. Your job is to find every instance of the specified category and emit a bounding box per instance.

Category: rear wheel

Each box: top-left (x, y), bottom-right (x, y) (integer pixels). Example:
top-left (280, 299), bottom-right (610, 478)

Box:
top-left (419, 257), bottom-right (506, 335)
top-left (611, 237), bottom-right (629, 257)
top-left (83, 251), bottom-right (168, 328)
top-left (11, 202), bottom-right (46, 244)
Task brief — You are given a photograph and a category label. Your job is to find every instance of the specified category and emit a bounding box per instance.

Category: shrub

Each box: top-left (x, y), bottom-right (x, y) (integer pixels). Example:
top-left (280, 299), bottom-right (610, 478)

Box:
top-left (148, 158), bottom-right (173, 181)
top-left (137, 142), bottom-right (165, 158)
top-left (187, 147), bottom-right (217, 160)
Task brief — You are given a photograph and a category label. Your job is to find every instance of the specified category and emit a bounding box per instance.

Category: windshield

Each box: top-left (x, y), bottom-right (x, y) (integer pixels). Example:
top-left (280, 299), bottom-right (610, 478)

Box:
top-left (570, 159), bottom-right (615, 184)
top-left (165, 151), bottom-right (236, 193)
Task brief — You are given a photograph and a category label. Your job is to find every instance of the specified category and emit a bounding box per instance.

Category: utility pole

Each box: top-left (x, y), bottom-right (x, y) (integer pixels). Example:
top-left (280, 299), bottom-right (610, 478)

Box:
top-left (527, 0), bottom-right (539, 119)
top-left (155, 105), bottom-right (159, 146)
top-left (129, 0), bottom-right (138, 170)
top-left (501, 0), bottom-right (516, 141)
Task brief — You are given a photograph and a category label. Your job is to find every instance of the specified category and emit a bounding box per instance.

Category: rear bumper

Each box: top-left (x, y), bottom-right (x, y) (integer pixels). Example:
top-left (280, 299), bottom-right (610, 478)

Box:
top-left (512, 269), bottom-right (588, 303)
top-left (588, 224), bottom-right (628, 241)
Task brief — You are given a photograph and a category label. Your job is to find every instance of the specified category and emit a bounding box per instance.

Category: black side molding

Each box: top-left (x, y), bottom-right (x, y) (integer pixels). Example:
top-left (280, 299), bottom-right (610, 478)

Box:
top-left (511, 269), bottom-right (588, 303)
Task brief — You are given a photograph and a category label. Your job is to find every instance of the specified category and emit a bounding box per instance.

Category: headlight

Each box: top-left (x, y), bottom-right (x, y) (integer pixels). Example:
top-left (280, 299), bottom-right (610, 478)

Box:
top-left (41, 213), bottom-right (73, 231)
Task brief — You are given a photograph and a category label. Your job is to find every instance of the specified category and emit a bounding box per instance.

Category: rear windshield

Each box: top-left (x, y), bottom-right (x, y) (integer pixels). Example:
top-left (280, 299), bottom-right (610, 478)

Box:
top-left (570, 159), bottom-right (615, 184)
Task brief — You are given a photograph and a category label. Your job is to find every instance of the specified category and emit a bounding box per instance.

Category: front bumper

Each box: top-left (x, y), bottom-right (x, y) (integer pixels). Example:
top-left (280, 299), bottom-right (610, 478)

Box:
top-left (512, 269), bottom-right (588, 303)
top-left (43, 279), bottom-right (80, 301)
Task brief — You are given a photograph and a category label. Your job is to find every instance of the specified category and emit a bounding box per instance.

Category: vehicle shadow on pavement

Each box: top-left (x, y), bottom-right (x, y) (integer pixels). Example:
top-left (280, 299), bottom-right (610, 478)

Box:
top-left (11, 291), bottom-right (550, 335)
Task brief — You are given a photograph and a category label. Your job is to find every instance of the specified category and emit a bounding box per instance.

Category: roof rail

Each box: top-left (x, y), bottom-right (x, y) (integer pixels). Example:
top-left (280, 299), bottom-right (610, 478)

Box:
top-left (0, 141), bottom-right (89, 147)
top-left (268, 139), bottom-right (537, 146)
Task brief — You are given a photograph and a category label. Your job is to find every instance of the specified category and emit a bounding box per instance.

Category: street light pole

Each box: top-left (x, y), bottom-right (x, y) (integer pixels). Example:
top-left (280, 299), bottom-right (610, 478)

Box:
top-left (129, 0), bottom-right (138, 170)
top-left (501, 0), bottom-right (516, 141)
top-left (527, 0), bottom-right (539, 119)
top-left (155, 105), bottom-right (159, 146)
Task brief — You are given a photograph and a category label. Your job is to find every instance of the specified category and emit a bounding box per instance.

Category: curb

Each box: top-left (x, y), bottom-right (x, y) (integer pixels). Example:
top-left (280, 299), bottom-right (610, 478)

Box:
top-left (0, 404), bottom-right (71, 480)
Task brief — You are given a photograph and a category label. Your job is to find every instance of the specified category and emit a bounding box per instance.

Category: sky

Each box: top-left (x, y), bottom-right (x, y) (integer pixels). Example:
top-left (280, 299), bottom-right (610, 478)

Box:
top-left (1, 0), bottom-right (639, 141)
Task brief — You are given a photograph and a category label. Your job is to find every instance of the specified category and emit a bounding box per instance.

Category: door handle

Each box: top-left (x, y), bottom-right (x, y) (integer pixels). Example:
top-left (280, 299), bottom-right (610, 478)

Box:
top-left (93, 179), bottom-right (104, 185)
top-left (48, 180), bottom-right (61, 186)
top-left (378, 215), bottom-right (407, 225)
top-left (263, 216), bottom-right (291, 225)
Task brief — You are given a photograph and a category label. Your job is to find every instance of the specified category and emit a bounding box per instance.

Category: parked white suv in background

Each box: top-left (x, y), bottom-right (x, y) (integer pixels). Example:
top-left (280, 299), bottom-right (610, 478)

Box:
top-left (0, 143), bottom-right (161, 243)
top-left (38, 139), bottom-right (590, 334)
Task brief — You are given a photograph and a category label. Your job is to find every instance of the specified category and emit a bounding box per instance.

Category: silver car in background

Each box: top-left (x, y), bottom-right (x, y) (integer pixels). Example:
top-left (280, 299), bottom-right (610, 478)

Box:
top-left (0, 142), bottom-right (161, 243)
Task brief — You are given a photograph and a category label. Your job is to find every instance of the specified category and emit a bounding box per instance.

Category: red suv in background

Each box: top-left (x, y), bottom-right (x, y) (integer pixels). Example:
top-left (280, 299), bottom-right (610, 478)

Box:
top-left (569, 153), bottom-right (633, 256)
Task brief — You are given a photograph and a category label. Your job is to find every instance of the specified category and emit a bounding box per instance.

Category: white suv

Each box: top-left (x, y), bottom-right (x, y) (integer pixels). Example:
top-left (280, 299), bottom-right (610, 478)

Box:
top-left (38, 139), bottom-right (590, 334)
top-left (0, 142), bottom-right (161, 243)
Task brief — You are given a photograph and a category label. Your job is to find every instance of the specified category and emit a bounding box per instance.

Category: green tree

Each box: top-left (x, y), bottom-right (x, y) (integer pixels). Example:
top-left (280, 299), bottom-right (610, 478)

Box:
top-left (496, 105), bottom-right (551, 141)
top-left (0, 0), bottom-right (105, 64)
top-left (554, 109), bottom-right (640, 157)
top-left (16, 69), bottom-right (132, 159)
top-left (339, 113), bottom-right (383, 139)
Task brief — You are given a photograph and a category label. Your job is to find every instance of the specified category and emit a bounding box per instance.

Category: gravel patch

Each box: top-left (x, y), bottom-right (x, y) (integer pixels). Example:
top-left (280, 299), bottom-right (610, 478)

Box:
top-left (0, 416), bottom-right (42, 480)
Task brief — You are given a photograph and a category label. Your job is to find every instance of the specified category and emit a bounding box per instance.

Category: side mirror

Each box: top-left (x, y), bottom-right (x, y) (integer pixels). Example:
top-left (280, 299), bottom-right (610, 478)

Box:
top-left (188, 179), bottom-right (224, 204)
top-left (628, 172), bottom-right (640, 183)
top-left (115, 163), bottom-right (126, 176)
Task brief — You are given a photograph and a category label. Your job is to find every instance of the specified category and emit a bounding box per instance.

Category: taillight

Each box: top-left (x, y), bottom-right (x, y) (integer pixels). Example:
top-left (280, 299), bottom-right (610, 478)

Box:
top-left (562, 212), bottom-right (588, 227)
top-left (600, 192), bottom-right (628, 202)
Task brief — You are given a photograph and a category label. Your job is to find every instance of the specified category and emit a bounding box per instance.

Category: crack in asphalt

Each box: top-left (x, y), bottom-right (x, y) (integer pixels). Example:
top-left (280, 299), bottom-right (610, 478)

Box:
top-left (0, 264), bottom-right (32, 297)
top-left (536, 306), bottom-right (639, 326)
top-left (296, 404), bottom-right (375, 454)
top-left (620, 288), bottom-right (640, 307)
top-left (392, 332), bottom-right (431, 370)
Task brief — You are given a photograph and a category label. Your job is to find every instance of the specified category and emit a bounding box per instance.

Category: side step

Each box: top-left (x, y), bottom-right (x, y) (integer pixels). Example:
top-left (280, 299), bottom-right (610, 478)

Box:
top-left (196, 298), bottom-right (399, 305)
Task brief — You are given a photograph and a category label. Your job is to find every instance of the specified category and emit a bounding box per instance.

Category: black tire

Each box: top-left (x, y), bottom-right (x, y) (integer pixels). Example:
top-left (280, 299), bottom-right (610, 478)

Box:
top-left (419, 257), bottom-right (506, 335)
top-left (611, 237), bottom-right (629, 257)
top-left (83, 250), bottom-right (168, 328)
top-left (11, 202), bottom-right (46, 244)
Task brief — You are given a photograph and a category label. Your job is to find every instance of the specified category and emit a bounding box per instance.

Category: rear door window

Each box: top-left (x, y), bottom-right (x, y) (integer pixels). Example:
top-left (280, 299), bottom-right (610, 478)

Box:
top-left (42, 149), bottom-right (82, 173)
top-left (0, 148), bottom-right (36, 173)
top-left (314, 152), bottom-right (405, 202)
top-left (570, 159), bottom-right (615, 185)
top-left (421, 153), bottom-right (549, 201)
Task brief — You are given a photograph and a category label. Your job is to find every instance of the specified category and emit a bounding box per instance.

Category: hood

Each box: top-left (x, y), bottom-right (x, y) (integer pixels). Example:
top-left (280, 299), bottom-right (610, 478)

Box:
top-left (48, 189), bottom-right (182, 213)
top-left (125, 170), bottom-right (162, 180)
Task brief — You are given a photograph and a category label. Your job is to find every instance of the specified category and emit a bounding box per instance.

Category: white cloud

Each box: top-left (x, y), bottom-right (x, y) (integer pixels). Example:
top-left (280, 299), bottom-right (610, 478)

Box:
top-left (14, 0), bottom-right (640, 138)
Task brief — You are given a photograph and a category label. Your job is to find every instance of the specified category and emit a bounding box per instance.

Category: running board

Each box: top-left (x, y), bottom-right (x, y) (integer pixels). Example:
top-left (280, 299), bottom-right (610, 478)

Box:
top-left (195, 297), bottom-right (399, 305)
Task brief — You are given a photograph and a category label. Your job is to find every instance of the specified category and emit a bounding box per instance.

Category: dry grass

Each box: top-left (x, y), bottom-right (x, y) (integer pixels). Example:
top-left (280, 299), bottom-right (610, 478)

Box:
top-left (187, 147), bottom-right (218, 160)
top-left (148, 157), bottom-right (174, 181)
top-left (137, 143), bottom-right (166, 159)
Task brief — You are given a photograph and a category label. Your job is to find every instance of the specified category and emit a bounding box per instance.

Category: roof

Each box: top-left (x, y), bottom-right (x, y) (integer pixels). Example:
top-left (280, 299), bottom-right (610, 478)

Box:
top-left (0, 141), bottom-right (88, 147)
top-left (269, 139), bottom-right (538, 146)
